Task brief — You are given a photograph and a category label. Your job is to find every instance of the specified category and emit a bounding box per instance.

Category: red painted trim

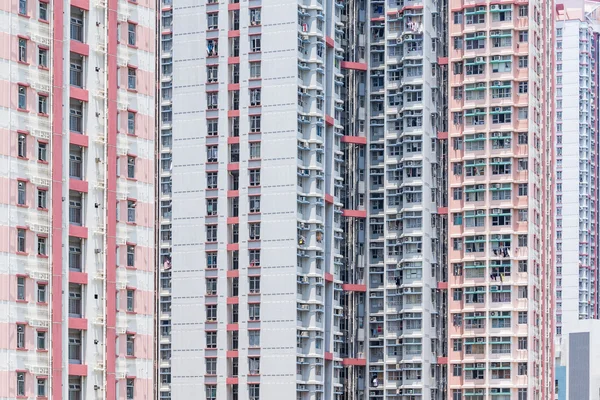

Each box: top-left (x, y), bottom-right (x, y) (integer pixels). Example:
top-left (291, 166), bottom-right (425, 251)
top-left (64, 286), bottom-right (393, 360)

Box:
top-left (228, 57), bottom-right (240, 64)
top-left (325, 115), bottom-right (334, 126)
top-left (342, 209), bottom-right (367, 218)
top-left (68, 364), bottom-right (88, 376)
top-left (342, 358), bottom-right (367, 366)
top-left (70, 40), bottom-right (89, 56)
top-left (227, 163), bottom-right (240, 171)
top-left (227, 270), bottom-right (239, 278)
top-left (69, 318), bottom-right (88, 330)
top-left (325, 351), bottom-right (333, 360)
top-left (342, 284), bottom-right (367, 292)
top-left (437, 207), bottom-right (448, 215)
top-left (69, 225), bottom-right (88, 238)
top-left (340, 61), bottom-right (368, 71)
top-left (228, 83), bottom-right (240, 91)
top-left (437, 131), bottom-right (448, 140)
top-left (325, 194), bottom-right (334, 204)
top-left (325, 36), bottom-right (334, 48)
top-left (437, 57), bottom-right (448, 65)
top-left (69, 271), bottom-right (88, 284)
top-left (226, 324), bottom-right (239, 331)
top-left (325, 273), bottom-right (334, 282)
top-left (437, 282), bottom-right (448, 290)
top-left (341, 136), bottom-right (367, 145)
top-left (228, 2), bottom-right (240, 10)
top-left (228, 110), bottom-right (240, 117)
top-left (227, 137), bottom-right (240, 144)
top-left (227, 190), bottom-right (239, 198)
top-left (69, 179), bottom-right (88, 193)
top-left (70, 87), bottom-right (89, 102)
top-left (70, 133), bottom-right (89, 147)
top-left (228, 30), bottom-right (240, 38)
top-left (227, 217), bottom-right (239, 224)
top-left (71, 0), bottom-right (90, 10)
top-left (227, 243), bottom-right (239, 251)
top-left (226, 377), bottom-right (239, 384)
top-left (437, 356), bottom-right (448, 364)
top-left (227, 297), bottom-right (239, 304)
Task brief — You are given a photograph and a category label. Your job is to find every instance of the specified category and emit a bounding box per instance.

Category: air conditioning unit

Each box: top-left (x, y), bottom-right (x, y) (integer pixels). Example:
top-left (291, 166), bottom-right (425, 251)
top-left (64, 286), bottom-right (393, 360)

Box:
top-left (491, 4), bottom-right (500, 10)
top-left (476, 337), bottom-right (485, 343)
top-left (490, 311), bottom-right (496, 316)
top-left (298, 357), bottom-right (305, 362)
top-left (476, 57), bottom-right (484, 63)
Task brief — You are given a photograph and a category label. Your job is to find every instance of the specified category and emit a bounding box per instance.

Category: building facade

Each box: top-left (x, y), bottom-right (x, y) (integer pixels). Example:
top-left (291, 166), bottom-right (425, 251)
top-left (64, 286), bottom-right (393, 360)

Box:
top-left (0, 0), bottom-right (154, 399)
top-left (447, 1), bottom-right (554, 400)
top-left (168, 0), bottom-right (448, 399)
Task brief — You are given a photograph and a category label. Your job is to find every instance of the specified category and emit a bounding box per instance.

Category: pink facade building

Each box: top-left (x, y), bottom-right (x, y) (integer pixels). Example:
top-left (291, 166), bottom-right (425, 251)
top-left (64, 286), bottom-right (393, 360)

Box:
top-left (0, 0), bottom-right (155, 399)
top-left (447, 1), bottom-right (554, 399)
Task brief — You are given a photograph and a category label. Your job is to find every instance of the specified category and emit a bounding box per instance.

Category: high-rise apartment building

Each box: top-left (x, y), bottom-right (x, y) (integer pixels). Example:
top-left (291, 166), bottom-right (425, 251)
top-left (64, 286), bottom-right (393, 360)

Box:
top-left (0, 0), bottom-right (154, 399)
top-left (447, 1), bottom-right (554, 400)
top-left (168, 0), bottom-right (448, 399)
top-left (553, 2), bottom-right (600, 398)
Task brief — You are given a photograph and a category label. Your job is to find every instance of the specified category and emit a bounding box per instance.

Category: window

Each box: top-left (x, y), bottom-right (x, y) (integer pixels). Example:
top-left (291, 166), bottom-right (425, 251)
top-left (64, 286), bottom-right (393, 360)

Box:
top-left (250, 8), bottom-right (261, 25)
top-left (206, 357), bottom-right (217, 374)
top-left (38, 47), bottom-right (48, 67)
top-left (126, 156), bottom-right (136, 179)
top-left (249, 249), bottom-right (260, 266)
top-left (37, 378), bottom-right (46, 397)
top-left (249, 330), bottom-right (260, 347)
top-left (70, 7), bottom-right (84, 41)
top-left (518, 81), bottom-right (528, 93)
top-left (207, 92), bottom-right (218, 109)
top-left (518, 56), bottom-right (528, 68)
top-left (249, 357), bottom-right (260, 374)
top-left (249, 223), bottom-right (260, 240)
top-left (68, 284), bottom-right (82, 317)
top-left (207, 12), bottom-right (218, 30)
top-left (249, 384), bottom-right (260, 400)
top-left (249, 169), bottom-right (260, 186)
top-left (250, 88), bottom-right (261, 106)
top-left (207, 119), bottom-right (218, 136)
top-left (17, 324), bottom-right (26, 348)
top-left (17, 372), bottom-right (25, 396)
top-left (37, 236), bottom-right (47, 256)
top-left (518, 389), bottom-right (527, 400)
top-left (18, 134), bottom-right (26, 158)
top-left (249, 115), bottom-right (261, 133)
top-left (39, 2), bottom-right (48, 21)
top-left (69, 376), bottom-right (82, 400)
top-left (207, 145), bottom-right (218, 162)
top-left (452, 364), bottom-right (462, 377)
top-left (36, 188), bottom-right (47, 209)
top-left (37, 283), bottom-right (46, 303)
top-left (128, 23), bottom-right (137, 46)
top-left (127, 68), bottom-right (137, 90)
top-left (37, 330), bottom-right (46, 350)
top-left (249, 276), bottom-right (260, 293)
top-left (17, 277), bottom-right (26, 300)
top-left (250, 62), bottom-right (261, 78)
top-left (518, 286), bottom-right (527, 299)
top-left (19, 38), bottom-right (27, 62)
top-left (518, 30), bottom-right (528, 42)
top-left (127, 245), bottom-right (135, 267)
top-left (249, 142), bottom-right (261, 159)
top-left (126, 334), bottom-right (135, 356)
top-left (206, 304), bottom-right (217, 321)
top-left (206, 198), bottom-right (218, 216)
top-left (250, 36), bottom-right (261, 52)
top-left (206, 225), bottom-right (217, 242)
top-left (70, 54), bottom-right (83, 87)
top-left (203, 331), bottom-right (217, 349)
top-left (18, 85), bottom-right (27, 109)
top-left (206, 386), bottom-right (217, 400)
top-left (249, 303), bottom-right (260, 321)
top-left (127, 200), bottom-right (136, 223)
top-left (17, 228), bottom-right (26, 253)
top-left (518, 337), bottom-right (527, 350)
top-left (249, 196), bottom-right (260, 213)
top-left (127, 289), bottom-right (135, 312)
top-left (126, 379), bottom-right (135, 400)
top-left (18, 181), bottom-right (26, 205)
top-left (127, 111), bottom-right (136, 134)
top-left (206, 279), bottom-right (217, 296)
top-left (38, 142), bottom-right (47, 162)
